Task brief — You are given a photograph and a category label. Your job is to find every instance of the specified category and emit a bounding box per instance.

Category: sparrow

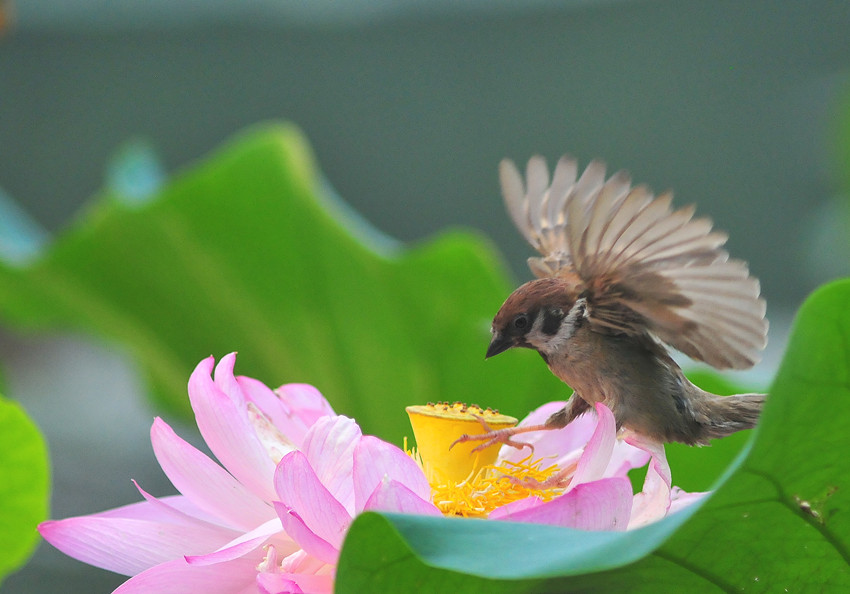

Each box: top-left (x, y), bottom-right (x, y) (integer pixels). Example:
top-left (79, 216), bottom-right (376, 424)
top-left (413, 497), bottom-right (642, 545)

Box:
top-left (458, 155), bottom-right (768, 449)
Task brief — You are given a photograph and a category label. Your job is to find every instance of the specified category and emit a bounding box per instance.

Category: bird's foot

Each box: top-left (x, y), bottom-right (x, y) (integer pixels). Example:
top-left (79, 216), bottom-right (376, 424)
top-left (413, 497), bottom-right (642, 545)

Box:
top-left (449, 415), bottom-right (537, 454)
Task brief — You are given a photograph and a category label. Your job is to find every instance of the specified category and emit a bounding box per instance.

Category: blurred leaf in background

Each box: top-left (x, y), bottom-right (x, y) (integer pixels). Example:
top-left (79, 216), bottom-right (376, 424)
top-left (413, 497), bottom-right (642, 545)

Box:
top-left (0, 186), bottom-right (49, 267)
top-left (0, 395), bottom-right (49, 585)
top-left (337, 278), bottom-right (850, 591)
top-left (0, 122), bottom-right (569, 445)
top-left (104, 138), bottom-right (166, 206)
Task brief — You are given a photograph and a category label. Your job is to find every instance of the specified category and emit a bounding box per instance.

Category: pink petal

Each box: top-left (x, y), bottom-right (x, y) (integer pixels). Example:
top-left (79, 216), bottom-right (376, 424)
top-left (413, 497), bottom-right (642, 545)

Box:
top-left (237, 377), bottom-right (310, 449)
top-left (300, 416), bottom-right (361, 515)
top-left (274, 503), bottom-right (340, 565)
top-left (362, 479), bottom-right (441, 516)
top-left (274, 383), bottom-right (337, 440)
top-left (257, 571), bottom-right (334, 594)
top-left (188, 356), bottom-right (278, 502)
top-left (669, 487), bottom-right (708, 515)
top-left (112, 556), bottom-right (259, 593)
top-left (185, 518), bottom-right (292, 566)
top-left (92, 495), bottom-right (199, 522)
top-left (38, 514), bottom-right (239, 576)
top-left (569, 403), bottom-right (617, 487)
top-left (510, 400), bottom-right (569, 430)
top-left (258, 574), bottom-right (303, 594)
top-left (276, 384), bottom-right (335, 418)
top-left (279, 549), bottom-right (328, 575)
top-left (604, 439), bottom-right (651, 478)
top-left (487, 496), bottom-right (544, 519)
top-left (131, 480), bottom-right (226, 528)
top-left (90, 487), bottom-right (238, 541)
top-left (627, 434), bottom-right (672, 529)
top-left (492, 477), bottom-right (633, 531)
top-left (213, 353), bottom-right (249, 407)
top-left (273, 451), bottom-right (351, 550)
top-left (151, 418), bottom-right (274, 530)
top-left (352, 436), bottom-right (431, 513)
top-left (126, 494), bottom-right (231, 526)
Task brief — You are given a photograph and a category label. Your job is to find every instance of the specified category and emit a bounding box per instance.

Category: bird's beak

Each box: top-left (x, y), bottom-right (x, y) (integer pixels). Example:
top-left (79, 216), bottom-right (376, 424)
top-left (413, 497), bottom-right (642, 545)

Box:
top-left (486, 333), bottom-right (514, 358)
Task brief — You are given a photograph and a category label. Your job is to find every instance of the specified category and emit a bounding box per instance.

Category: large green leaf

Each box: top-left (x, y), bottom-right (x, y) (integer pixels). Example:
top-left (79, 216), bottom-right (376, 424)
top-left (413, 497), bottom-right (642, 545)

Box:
top-left (0, 123), bottom-right (564, 443)
top-left (336, 279), bottom-right (850, 592)
top-left (0, 396), bottom-right (50, 585)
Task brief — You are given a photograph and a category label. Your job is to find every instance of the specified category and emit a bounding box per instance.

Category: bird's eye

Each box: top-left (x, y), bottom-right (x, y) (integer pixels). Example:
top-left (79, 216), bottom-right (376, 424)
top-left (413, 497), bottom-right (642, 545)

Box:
top-left (513, 314), bottom-right (529, 330)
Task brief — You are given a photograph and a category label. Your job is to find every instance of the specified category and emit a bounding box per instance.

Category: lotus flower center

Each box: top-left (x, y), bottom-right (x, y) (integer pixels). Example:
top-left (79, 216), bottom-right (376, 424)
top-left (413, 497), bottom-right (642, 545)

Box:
top-left (406, 402), bottom-right (567, 517)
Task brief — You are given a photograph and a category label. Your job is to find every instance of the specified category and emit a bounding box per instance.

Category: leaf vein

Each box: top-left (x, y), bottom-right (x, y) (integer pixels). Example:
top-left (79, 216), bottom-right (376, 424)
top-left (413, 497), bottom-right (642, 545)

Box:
top-left (652, 549), bottom-right (737, 593)
top-left (747, 468), bottom-right (850, 567)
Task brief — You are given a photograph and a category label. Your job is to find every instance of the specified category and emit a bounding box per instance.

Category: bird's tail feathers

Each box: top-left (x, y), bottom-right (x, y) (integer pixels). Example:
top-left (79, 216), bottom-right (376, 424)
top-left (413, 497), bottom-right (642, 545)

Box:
top-left (700, 393), bottom-right (766, 442)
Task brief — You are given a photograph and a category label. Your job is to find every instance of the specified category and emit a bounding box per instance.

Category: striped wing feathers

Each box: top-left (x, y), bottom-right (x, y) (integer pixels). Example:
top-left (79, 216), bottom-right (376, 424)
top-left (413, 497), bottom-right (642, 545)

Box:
top-left (499, 155), bottom-right (767, 369)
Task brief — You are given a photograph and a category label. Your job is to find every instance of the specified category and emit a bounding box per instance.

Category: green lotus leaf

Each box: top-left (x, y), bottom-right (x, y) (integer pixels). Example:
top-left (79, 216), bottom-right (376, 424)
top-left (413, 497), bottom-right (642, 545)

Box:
top-left (0, 395), bottom-right (50, 585)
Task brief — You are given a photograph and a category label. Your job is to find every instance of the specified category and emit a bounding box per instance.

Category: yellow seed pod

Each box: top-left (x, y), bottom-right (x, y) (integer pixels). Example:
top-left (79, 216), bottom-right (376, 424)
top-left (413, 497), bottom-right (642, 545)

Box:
top-left (405, 402), bottom-right (517, 485)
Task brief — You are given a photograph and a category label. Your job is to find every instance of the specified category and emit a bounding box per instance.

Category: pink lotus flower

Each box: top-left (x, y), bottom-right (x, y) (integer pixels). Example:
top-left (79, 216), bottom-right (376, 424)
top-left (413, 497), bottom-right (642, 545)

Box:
top-left (39, 353), bottom-right (437, 593)
top-left (39, 353), bottom-right (701, 593)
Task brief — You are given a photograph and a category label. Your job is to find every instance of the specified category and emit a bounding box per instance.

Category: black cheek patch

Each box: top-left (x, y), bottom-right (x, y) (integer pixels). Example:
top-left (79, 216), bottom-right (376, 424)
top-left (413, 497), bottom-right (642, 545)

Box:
top-left (541, 309), bottom-right (565, 335)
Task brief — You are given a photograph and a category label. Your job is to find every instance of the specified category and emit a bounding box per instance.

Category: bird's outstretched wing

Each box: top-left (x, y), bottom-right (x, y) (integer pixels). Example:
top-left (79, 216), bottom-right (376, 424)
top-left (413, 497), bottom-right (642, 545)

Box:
top-left (499, 155), bottom-right (767, 369)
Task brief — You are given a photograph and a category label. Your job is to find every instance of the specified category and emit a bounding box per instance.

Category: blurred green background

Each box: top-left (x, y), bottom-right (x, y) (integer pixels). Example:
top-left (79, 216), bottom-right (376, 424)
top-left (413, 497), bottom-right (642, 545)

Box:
top-left (1, 1), bottom-right (849, 592)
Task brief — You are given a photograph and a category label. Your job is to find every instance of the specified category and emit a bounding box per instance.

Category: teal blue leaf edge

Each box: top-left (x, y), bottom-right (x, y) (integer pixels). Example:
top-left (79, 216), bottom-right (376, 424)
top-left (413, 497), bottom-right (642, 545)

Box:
top-left (345, 437), bottom-right (746, 582)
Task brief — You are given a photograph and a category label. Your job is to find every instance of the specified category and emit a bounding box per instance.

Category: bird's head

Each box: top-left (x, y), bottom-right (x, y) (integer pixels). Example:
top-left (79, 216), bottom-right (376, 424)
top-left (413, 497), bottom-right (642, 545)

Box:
top-left (487, 277), bottom-right (584, 360)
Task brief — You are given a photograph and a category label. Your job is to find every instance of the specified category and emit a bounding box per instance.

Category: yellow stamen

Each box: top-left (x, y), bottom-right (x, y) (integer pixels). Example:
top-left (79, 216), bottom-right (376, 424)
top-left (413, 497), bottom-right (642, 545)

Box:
top-left (431, 454), bottom-right (568, 517)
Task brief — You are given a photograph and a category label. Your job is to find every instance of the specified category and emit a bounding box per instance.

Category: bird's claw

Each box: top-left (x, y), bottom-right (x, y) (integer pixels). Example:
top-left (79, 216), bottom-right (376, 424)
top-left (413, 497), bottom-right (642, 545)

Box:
top-left (449, 414), bottom-right (535, 454)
